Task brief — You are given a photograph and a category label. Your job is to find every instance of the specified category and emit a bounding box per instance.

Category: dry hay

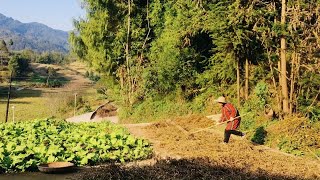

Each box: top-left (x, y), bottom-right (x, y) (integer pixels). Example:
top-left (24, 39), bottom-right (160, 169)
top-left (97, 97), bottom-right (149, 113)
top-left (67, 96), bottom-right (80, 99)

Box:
top-left (267, 117), bottom-right (320, 150)
top-left (133, 115), bottom-right (320, 180)
top-left (96, 103), bottom-right (118, 117)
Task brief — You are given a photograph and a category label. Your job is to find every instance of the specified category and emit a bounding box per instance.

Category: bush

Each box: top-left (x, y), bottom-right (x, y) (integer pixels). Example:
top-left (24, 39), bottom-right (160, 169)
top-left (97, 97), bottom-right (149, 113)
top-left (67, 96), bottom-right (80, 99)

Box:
top-left (85, 71), bottom-right (90, 78)
top-left (89, 71), bottom-right (100, 82)
top-left (254, 82), bottom-right (269, 108)
top-left (277, 138), bottom-right (304, 156)
top-left (8, 55), bottom-right (29, 76)
top-left (57, 94), bottom-right (93, 116)
top-left (47, 79), bottom-right (63, 87)
top-left (119, 97), bottom-right (191, 123)
top-left (251, 126), bottom-right (267, 144)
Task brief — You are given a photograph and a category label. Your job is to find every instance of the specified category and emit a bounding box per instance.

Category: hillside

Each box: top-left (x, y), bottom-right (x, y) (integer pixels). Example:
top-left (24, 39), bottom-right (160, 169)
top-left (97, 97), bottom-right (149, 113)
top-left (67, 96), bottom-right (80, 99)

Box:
top-left (0, 13), bottom-right (69, 53)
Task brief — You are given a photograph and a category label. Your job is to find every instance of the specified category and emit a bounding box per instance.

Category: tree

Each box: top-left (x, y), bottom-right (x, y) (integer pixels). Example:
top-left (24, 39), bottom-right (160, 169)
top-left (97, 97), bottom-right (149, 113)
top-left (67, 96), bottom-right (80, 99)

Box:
top-left (46, 67), bottom-right (56, 86)
top-left (280, 0), bottom-right (289, 114)
top-left (0, 39), bottom-right (9, 66)
top-left (8, 55), bottom-right (29, 77)
top-left (70, 0), bottom-right (151, 105)
top-left (8, 56), bottom-right (19, 76)
top-left (69, 0), bottom-right (320, 119)
top-left (285, 0), bottom-right (320, 118)
top-left (8, 39), bottom-right (13, 46)
top-left (0, 39), bottom-right (9, 52)
top-left (204, 0), bottom-right (263, 106)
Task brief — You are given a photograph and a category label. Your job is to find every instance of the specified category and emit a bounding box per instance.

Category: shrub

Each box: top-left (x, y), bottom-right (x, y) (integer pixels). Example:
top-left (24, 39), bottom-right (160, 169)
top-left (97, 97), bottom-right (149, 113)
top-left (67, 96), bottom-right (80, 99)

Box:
top-left (277, 138), bottom-right (304, 156)
top-left (251, 126), bottom-right (267, 144)
top-left (254, 82), bottom-right (269, 108)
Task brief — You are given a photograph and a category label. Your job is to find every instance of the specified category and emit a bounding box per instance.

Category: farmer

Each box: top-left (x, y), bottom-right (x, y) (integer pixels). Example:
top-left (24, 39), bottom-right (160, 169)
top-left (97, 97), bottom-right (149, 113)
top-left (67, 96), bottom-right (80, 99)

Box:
top-left (215, 96), bottom-right (245, 143)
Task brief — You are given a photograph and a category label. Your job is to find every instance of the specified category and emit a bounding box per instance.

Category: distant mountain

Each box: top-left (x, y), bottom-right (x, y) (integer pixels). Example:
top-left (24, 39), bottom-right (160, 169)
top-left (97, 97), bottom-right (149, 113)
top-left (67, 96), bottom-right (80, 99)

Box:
top-left (0, 13), bottom-right (69, 53)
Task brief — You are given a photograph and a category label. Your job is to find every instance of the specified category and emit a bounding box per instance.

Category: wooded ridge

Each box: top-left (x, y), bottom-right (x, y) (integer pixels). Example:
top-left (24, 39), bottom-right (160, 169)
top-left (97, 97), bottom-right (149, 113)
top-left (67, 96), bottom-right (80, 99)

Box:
top-left (0, 13), bottom-right (69, 53)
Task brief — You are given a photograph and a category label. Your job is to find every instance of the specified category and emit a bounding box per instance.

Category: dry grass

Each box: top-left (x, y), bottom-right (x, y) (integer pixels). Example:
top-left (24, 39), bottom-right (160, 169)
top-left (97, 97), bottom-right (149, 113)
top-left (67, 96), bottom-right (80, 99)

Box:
top-left (266, 117), bottom-right (320, 155)
top-left (125, 115), bottom-right (320, 180)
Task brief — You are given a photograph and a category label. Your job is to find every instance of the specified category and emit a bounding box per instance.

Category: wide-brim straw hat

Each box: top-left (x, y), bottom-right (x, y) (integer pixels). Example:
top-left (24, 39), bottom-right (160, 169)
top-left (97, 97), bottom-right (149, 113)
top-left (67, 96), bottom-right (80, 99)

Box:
top-left (214, 96), bottom-right (227, 103)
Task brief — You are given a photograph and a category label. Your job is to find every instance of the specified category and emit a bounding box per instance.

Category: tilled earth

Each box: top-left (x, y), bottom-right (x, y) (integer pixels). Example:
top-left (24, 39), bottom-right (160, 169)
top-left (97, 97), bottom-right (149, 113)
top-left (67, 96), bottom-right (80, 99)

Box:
top-left (76, 115), bottom-right (320, 180)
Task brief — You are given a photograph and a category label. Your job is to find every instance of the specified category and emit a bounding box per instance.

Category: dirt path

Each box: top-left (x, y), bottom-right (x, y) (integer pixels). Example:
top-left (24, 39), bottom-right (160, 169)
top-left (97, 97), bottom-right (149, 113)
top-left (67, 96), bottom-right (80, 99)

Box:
top-left (30, 62), bottom-right (92, 93)
top-left (122, 115), bottom-right (320, 180)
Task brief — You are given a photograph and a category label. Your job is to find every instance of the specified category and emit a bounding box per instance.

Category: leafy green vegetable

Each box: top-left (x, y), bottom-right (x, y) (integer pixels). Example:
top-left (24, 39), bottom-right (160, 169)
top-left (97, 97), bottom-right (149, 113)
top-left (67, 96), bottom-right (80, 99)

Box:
top-left (0, 119), bottom-right (152, 172)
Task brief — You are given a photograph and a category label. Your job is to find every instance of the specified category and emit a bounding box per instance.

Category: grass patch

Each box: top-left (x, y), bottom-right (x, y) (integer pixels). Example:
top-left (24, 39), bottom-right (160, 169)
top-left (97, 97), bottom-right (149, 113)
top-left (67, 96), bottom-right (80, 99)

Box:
top-left (27, 74), bottom-right (69, 88)
top-left (119, 99), bottom-right (189, 123)
top-left (0, 94), bottom-right (53, 123)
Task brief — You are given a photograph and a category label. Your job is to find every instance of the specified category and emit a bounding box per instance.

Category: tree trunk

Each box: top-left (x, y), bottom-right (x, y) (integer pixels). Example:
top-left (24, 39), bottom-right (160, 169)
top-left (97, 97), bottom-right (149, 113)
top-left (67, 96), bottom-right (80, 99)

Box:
top-left (46, 75), bottom-right (50, 86)
top-left (289, 51), bottom-right (296, 115)
top-left (142, 0), bottom-right (150, 50)
top-left (237, 59), bottom-right (240, 107)
top-left (267, 50), bottom-right (281, 113)
top-left (245, 58), bottom-right (249, 100)
top-left (125, 0), bottom-right (132, 105)
top-left (278, 60), bottom-right (282, 116)
top-left (5, 72), bottom-right (12, 123)
top-left (281, 0), bottom-right (289, 114)
top-left (295, 55), bottom-right (301, 111)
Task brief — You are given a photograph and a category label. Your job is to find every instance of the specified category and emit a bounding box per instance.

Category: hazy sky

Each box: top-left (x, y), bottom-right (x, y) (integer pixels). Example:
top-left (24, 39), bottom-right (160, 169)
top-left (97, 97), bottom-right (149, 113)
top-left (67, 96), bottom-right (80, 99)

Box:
top-left (0, 0), bottom-right (86, 31)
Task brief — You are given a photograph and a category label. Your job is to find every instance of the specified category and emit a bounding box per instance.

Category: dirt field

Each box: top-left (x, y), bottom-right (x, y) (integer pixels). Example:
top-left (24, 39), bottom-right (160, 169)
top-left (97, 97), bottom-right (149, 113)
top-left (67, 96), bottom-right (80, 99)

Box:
top-left (99, 115), bottom-right (320, 180)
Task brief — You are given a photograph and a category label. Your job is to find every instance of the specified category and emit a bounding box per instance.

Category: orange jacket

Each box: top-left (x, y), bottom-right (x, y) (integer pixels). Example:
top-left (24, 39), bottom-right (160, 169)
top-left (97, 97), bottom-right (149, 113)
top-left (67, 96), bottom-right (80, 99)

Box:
top-left (220, 103), bottom-right (241, 130)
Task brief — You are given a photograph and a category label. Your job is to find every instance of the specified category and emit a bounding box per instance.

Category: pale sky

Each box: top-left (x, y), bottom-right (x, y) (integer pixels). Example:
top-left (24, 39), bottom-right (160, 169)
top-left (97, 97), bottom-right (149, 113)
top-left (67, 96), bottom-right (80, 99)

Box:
top-left (0, 0), bottom-right (86, 31)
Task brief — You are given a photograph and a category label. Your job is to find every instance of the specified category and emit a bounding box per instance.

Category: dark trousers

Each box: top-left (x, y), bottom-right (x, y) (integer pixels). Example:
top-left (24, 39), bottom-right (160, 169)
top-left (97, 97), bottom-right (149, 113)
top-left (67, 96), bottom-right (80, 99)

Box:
top-left (224, 129), bottom-right (243, 143)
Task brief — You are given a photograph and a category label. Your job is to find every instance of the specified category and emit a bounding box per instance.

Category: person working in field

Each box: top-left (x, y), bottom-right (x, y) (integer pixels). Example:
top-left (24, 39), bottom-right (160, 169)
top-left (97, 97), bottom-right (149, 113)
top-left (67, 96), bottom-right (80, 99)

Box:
top-left (215, 96), bottom-right (245, 143)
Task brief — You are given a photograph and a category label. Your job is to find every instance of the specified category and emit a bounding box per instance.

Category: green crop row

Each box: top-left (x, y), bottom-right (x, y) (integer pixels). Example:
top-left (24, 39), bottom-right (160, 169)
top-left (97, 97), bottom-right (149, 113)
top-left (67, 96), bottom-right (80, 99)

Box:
top-left (0, 119), bottom-right (152, 172)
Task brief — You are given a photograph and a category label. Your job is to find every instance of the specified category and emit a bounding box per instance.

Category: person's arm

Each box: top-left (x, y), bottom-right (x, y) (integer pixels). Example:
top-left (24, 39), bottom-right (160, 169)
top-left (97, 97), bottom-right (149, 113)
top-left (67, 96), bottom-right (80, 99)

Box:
top-left (219, 107), bottom-right (227, 123)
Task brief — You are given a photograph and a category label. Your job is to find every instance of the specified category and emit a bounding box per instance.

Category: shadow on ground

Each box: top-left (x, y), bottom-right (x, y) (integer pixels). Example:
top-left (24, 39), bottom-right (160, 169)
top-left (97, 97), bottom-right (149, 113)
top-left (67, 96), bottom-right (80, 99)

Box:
top-left (75, 158), bottom-right (311, 180)
top-left (0, 88), bottom-right (42, 99)
top-left (0, 100), bottom-right (31, 104)
top-left (0, 158), bottom-right (316, 180)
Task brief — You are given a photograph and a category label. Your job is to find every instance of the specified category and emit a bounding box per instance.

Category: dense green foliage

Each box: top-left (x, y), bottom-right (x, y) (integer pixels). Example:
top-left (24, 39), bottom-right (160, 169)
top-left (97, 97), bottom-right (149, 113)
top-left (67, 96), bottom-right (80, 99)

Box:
top-left (0, 119), bottom-right (152, 172)
top-left (251, 126), bottom-right (267, 145)
top-left (70, 0), bottom-right (319, 119)
top-left (8, 55), bottom-right (29, 76)
top-left (18, 50), bottom-right (71, 65)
